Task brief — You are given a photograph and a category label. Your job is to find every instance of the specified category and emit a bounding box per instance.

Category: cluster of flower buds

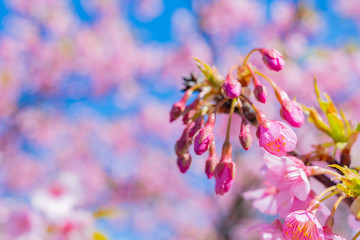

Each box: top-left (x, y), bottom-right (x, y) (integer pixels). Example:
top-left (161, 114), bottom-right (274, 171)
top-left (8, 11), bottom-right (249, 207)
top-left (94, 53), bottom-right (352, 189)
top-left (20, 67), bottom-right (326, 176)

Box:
top-left (171, 48), bottom-right (360, 239)
top-left (170, 48), bottom-right (304, 195)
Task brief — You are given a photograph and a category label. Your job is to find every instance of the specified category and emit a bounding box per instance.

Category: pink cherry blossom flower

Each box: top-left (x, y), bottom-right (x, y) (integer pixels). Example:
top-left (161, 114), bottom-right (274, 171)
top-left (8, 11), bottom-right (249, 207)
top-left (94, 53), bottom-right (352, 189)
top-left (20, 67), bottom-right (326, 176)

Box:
top-left (214, 143), bottom-right (236, 195)
top-left (0, 204), bottom-right (44, 239)
top-left (280, 98), bottom-right (304, 128)
top-left (243, 184), bottom-right (278, 215)
top-left (31, 172), bottom-right (82, 219)
top-left (278, 192), bottom-right (318, 218)
top-left (283, 210), bottom-right (324, 240)
top-left (257, 120), bottom-right (297, 156)
top-left (244, 154), bottom-right (313, 217)
top-left (263, 153), bottom-right (311, 201)
top-left (260, 48), bottom-right (285, 72)
top-left (222, 69), bottom-right (241, 99)
top-left (194, 113), bottom-right (216, 155)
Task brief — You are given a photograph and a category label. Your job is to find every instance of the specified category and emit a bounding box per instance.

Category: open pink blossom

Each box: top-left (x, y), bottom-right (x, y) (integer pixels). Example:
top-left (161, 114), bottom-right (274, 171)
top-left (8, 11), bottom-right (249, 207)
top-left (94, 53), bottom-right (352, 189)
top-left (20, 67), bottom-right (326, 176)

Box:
top-left (263, 153), bottom-right (311, 201)
top-left (280, 98), bottom-right (304, 128)
top-left (0, 204), bottom-right (44, 239)
top-left (214, 143), bottom-right (236, 195)
top-left (222, 71), bottom-right (241, 99)
top-left (257, 120), bottom-right (297, 156)
top-left (194, 113), bottom-right (215, 155)
top-left (244, 154), bottom-right (312, 217)
top-left (260, 48), bottom-right (285, 72)
top-left (243, 184), bottom-right (278, 215)
top-left (31, 172), bottom-right (82, 219)
top-left (283, 210), bottom-right (324, 240)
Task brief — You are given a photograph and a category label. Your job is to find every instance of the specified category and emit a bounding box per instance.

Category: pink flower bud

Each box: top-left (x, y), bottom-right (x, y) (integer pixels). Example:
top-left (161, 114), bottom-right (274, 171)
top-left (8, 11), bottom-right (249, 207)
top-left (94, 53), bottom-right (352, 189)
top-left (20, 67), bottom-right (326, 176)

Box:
top-left (194, 113), bottom-right (216, 155)
top-left (222, 70), bottom-right (241, 99)
top-left (175, 126), bottom-right (190, 156)
top-left (169, 91), bottom-right (191, 122)
top-left (170, 101), bottom-right (185, 122)
top-left (182, 99), bottom-right (200, 124)
top-left (280, 99), bottom-right (304, 128)
top-left (239, 120), bottom-right (252, 151)
top-left (188, 115), bottom-right (204, 138)
top-left (258, 120), bottom-right (297, 157)
top-left (177, 153), bottom-right (192, 173)
top-left (251, 74), bottom-right (267, 103)
top-left (205, 142), bottom-right (218, 179)
top-left (283, 210), bottom-right (324, 240)
top-left (254, 84), bottom-right (267, 103)
top-left (214, 143), bottom-right (236, 195)
top-left (260, 48), bottom-right (285, 72)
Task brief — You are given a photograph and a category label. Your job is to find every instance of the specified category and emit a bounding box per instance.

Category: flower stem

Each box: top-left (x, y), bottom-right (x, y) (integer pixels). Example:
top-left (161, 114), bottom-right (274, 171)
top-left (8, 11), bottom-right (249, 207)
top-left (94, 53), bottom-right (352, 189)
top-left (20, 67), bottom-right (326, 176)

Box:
top-left (189, 82), bottom-right (207, 93)
top-left (310, 166), bottom-right (343, 178)
top-left (236, 98), bottom-right (247, 120)
top-left (225, 98), bottom-right (237, 144)
top-left (316, 186), bottom-right (337, 201)
top-left (325, 194), bottom-right (346, 228)
top-left (240, 94), bottom-right (258, 112)
top-left (213, 98), bottom-right (228, 114)
top-left (242, 49), bottom-right (259, 66)
top-left (320, 190), bottom-right (340, 202)
top-left (245, 64), bottom-right (260, 86)
top-left (352, 231), bottom-right (360, 240)
top-left (254, 70), bottom-right (278, 89)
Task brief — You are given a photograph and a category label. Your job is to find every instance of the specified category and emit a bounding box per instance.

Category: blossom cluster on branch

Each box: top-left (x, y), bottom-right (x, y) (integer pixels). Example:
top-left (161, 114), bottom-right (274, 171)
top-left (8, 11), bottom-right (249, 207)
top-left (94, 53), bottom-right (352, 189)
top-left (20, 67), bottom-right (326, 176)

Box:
top-left (171, 48), bottom-right (360, 240)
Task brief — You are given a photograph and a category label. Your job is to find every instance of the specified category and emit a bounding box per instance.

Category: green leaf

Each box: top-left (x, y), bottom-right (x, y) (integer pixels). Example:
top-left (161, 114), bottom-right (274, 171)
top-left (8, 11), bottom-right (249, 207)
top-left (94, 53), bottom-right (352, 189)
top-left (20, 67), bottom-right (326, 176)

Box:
top-left (323, 93), bottom-right (338, 114)
top-left (329, 164), bottom-right (360, 197)
top-left (193, 58), bottom-right (212, 78)
top-left (313, 79), bottom-right (350, 142)
top-left (314, 79), bottom-right (329, 113)
top-left (327, 112), bottom-right (347, 142)
top-left (193, 58), bottom-right (222, 87)
top-left (356, 123), bottom-right (360, 132)
top-left (302, 105), bottom-right (332, 136)
top-left (340, 110), bottom-right (352, 136)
